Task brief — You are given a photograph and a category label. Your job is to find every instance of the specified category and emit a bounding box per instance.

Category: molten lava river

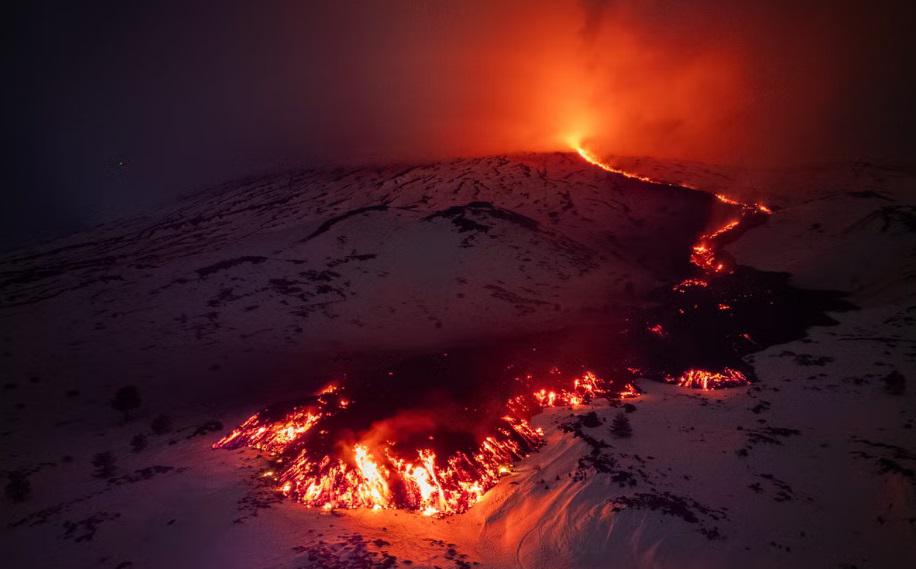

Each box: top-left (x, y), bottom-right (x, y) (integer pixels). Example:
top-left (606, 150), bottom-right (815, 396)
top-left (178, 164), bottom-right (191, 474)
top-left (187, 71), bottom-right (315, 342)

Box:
top-left (213, 147), bottom-right (846, 516)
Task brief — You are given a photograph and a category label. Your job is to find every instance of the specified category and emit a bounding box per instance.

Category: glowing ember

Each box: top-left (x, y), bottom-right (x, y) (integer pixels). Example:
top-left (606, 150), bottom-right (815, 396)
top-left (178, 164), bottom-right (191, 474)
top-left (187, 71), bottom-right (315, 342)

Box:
top-left (714, 193), bottom-right (741, 206)
top-left (619, 383), bottom-right (641, 398)
top-left (669, 367), bottom-right (749, 390)
top-left (673, 277), bottom-right (709, 292)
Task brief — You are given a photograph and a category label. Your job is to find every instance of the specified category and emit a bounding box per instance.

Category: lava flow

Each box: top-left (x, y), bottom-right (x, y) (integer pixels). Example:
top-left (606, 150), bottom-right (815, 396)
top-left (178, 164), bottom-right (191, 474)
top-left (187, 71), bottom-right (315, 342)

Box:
top-left (214, 146), bottom-right (829, 517)
top-left (573, 144), bottom-right (660, 184)
top-left (215, 370), bottom-right (635, 516)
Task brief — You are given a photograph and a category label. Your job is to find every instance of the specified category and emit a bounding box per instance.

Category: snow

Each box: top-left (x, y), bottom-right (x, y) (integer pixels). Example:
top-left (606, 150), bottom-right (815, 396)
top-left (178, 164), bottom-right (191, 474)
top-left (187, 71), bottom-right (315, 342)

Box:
top-left (1, 152), bottom-right (914, 568)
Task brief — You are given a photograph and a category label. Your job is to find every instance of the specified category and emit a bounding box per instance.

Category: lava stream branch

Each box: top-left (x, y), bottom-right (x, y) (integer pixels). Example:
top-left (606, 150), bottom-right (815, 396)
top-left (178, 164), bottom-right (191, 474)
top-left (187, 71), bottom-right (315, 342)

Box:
top-left (572, 143), bottom-right (773, 390)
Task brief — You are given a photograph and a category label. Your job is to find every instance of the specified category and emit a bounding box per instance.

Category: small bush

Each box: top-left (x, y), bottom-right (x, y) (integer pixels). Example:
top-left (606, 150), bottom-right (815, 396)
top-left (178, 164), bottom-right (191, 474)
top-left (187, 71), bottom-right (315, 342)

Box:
top-left (150, 414), bottom-right (172, 435)
top-left (610, 412), bottom-right (633, 438)
top-left (883, 371), bottom-right (906, 395)
top-left (5, 472), bottom-right (31, 503)
top-left (92, 452), bottom-right (117, 478)
top-left (579, 411), bottom-right (602, 428)
top-left (130, 434), bottom-right (148, 453)
top-left (111, 386), bottom-right (141, 421)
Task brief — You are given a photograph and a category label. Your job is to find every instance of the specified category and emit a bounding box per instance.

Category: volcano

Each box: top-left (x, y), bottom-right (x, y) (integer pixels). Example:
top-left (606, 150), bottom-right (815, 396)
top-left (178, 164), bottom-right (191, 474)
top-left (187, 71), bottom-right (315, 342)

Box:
top-left (1, 152), bottom-right (914, 569)
top-left (205, 150), bottom-right (843, 518)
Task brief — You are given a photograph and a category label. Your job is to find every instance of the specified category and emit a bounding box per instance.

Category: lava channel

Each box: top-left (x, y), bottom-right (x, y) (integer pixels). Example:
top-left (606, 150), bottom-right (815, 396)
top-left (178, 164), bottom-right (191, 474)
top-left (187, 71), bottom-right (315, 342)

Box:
top-left (213, 146), bottom-right (851, 516)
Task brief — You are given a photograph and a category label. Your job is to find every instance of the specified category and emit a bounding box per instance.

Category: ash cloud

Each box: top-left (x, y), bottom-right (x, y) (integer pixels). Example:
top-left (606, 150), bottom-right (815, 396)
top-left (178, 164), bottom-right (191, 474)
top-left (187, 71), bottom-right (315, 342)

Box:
top-left (573, 0), bottom-right (916, 166)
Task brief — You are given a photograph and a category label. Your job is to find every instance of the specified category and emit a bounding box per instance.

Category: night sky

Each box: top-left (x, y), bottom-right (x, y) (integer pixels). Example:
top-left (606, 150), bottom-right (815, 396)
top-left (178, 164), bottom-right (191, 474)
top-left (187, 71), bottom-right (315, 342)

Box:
top-left (4, 0), bottom-right (915, 250)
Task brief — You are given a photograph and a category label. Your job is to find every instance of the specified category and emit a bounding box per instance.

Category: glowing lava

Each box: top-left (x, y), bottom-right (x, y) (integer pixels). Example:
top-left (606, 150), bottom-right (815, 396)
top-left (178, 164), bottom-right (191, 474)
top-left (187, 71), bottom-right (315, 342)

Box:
top-left (215, 371), bottom-right (632, 516)
top-left (574, 142), bottom-right (765, 391)
top-left (669, 367), bottom-right (748, 390)
top-left (572, 143), bottom-right (771, 277)
top-left (572, 143), bottom-right (659, 184)
top-left (215, 145), bottom-right (770, 516)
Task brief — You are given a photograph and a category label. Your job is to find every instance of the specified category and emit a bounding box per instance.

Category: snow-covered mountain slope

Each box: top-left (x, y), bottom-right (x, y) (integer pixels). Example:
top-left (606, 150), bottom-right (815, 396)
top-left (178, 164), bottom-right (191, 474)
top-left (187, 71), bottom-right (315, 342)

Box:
top-left (1, 153), bottom-right (914, 569)
top-left (0, 153), bottom-right (714, 432)
top-left (0, 153), bottom-right (706, 353)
